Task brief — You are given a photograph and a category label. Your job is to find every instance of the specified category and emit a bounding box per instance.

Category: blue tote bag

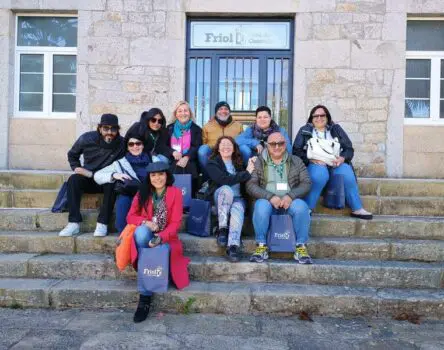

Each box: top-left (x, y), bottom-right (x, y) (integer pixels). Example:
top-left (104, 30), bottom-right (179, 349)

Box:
top-left (137, 245), bottom-right (170, 294)
top-left (173, 174), bottom-right (192, 208)
top-left (323, 174), bottom-right (345, 209)
top-left (51, 182), bottom-right (68, 213)
top-left (187, 198), bottom-right (211, 237)
top-left (266, 211), bottom-right (296, 252)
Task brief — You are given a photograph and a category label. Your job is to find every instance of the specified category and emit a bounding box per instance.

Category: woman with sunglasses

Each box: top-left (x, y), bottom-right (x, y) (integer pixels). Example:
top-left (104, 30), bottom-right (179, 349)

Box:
top-left (207, 136), bottom-right (255, 262)
top-left (236, 105), bottom-right (292, 165)
top-left (127, 108), bottom-right (173, 163)
top-left (94, 128), bottom-right (152, 233)
top-left (166, 101), bottom-right (202, 193)
top-left (292, 104), bottom-right (372, 220)
top-left (126, 162), bottom-right (189, 323)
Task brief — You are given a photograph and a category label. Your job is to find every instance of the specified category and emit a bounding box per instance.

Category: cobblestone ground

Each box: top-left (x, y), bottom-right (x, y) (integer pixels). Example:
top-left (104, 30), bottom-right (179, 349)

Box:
top-left (1, 308), bottom-right (444, 349)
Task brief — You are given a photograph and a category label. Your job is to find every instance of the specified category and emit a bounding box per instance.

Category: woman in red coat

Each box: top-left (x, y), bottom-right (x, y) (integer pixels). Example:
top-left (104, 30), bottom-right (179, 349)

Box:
top-left (126, 161), bottom-right (190, 323)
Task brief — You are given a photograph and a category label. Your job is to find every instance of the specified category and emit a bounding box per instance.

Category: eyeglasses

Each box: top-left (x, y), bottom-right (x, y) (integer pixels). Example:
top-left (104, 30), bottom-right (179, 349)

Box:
top-left (267, 141), bottom-right (286, 148)
top-left (101, 125), bottom-right (118, 132)
top-left (150, 118), bottom-right (163, 125)
top-left (128, 141), bottom-right (143, 147)
top-left (312, 114), bottom-right (327, 119)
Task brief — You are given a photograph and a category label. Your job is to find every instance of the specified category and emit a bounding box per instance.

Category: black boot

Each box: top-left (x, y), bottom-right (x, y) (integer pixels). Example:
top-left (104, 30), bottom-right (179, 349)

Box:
top-left (216, 227), bottom-right (228, 247)
top-left (133, 294), bottom-right (151, 323)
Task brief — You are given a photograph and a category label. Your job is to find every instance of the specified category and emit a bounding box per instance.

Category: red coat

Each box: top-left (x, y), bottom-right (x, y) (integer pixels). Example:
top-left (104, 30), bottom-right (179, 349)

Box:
top-left (126, 186), bottom-right (190, 290)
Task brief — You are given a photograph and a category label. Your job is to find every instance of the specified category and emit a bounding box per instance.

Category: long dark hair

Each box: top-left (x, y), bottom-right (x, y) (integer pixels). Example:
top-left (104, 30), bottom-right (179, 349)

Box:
top-left (210, 136), bottom-right (244, 170)
top-left (138, 107), bottom-right (166, 139)
top-left (307, 104), bottom-right (333, 125)
top-left (138, 170), bottom-right (174, 209)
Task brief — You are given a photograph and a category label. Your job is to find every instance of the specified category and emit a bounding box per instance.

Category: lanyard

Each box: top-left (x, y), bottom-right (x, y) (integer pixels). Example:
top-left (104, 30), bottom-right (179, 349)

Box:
top-left (314, 128), bottom-right (327, 139)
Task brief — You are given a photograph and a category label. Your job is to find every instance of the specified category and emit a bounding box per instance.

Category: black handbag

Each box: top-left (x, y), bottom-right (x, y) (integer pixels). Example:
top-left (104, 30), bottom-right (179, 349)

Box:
top-left (114, 160), bottom-right (141, 197)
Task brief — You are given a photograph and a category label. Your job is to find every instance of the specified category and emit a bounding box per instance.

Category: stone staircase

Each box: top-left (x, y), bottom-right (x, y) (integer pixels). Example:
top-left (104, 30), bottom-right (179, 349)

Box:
top-left (0, 170), bottom-right (444, 318)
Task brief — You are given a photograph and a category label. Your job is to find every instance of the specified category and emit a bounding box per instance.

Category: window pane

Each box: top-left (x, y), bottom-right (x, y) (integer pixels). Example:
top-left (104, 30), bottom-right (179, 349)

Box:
top-left (53, 94), bottom-right (75, 112)
top-left (53, 75), bottom-right (76, 93)
top-left (17, 17), bottom-right (78, 47)
top-left (405, 80), bottom-right (430, 98)
top-left (405, 99), bottom-right (430, 118)
top-left (407, 21), bottom-right (444, 51)
top-left (441, 60), bottom-right (444, 78)
top-left (406, 59), bottom-right (430, 78)
top-left (53, 55), bottom-right (76, 73)
top-left (441, 80), bottom-right (444, 99)
top-left (20, 74), bottom-right (43, 92)
top-left (19, 93), bottom-right (43, 111)
top-left (20, 54), bottom-right (43, 72)
top-left (441, 100), bottom-right (444, 118)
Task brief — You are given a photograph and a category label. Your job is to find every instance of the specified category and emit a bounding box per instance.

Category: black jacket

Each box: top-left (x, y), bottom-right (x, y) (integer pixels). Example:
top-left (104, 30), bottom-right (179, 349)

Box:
top-left (67, 131), bottom-right (125, 172)
top-left (207, 155), bottom-right (251, 200)
top-left (292, 123), bottom-right (354, 165)
top-left (126, 122), bottom-right (174, 159)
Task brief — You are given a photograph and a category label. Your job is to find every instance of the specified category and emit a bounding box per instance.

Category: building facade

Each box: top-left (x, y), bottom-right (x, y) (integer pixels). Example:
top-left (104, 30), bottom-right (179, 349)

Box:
top-left (0, 0), bottom-right (443, 178)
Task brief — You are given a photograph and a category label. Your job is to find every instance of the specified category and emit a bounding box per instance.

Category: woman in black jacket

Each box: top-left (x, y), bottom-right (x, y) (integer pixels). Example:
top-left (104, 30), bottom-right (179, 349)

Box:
top-left (207, 136), bottom-right (255, 262)
top-left (292, 104), bottom-right (372, 220)
top-left (127, 108), bottom-right (173, 163)
top-left (166, 101), bottom-right (202, 194)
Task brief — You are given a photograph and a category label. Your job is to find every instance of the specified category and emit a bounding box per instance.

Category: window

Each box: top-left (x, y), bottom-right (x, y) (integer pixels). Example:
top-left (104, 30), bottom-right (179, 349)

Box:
top-left (14, 15), bottom-right (78, 118)
top-left (405, 19), bottom-right (444, 124)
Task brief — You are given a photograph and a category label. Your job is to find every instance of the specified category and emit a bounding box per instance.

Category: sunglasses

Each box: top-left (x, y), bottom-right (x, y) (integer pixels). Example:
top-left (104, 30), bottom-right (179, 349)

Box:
top-left (149, 118), bottom-right (163, 125)
top-left (101, 125), bottom-right (118, 132)
top-left (128, 141), bottom-right (143, 147)
top-left (312, 114), bottom-right (327, 119)
top-left (267, 141), bottom-right (286, 148)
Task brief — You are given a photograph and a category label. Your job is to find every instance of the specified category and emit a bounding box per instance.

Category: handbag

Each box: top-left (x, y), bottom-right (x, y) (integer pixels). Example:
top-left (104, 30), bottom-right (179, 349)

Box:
top-left (114, 160), bottom-right (141, 197)
top-left (266, 210), bottom-right (296, 252)
top-left (115, 224), bottom-right (137, 271)
top-left (187, 198), bottom-right (211, 237)
top-left (323, 174), bottom-right (345, 209)
top-left (306, 137), bottom-right (341, 166)
top-left (137, 245), bottom-right (170, 293)
top-left (51, 182), bottom-right (68, 213)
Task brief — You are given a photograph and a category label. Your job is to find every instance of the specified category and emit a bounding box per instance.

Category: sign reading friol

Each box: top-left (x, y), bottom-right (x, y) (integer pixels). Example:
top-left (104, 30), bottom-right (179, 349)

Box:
top-left (190, 21), bottom-right (291, 50)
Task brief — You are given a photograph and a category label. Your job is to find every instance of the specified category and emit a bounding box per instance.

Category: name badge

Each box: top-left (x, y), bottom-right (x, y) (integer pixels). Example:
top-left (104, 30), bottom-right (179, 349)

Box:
top-left (277, 183), bottom-right (288, 191)
top-left (172, 144), bottom-right (181, 153)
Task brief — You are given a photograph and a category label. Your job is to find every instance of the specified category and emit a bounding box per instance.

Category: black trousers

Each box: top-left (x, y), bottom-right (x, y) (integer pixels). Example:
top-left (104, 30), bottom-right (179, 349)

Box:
top-left (67, 174), bottom-right (116, 224)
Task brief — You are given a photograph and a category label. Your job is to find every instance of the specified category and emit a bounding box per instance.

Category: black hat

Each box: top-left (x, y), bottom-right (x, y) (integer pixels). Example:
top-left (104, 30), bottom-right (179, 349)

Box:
top-left (146, 162), bottom-right (170, 174)
top-left (214, 101), bottom-right (231, 114)
top-left (100, 113), bottom-right (119, 126)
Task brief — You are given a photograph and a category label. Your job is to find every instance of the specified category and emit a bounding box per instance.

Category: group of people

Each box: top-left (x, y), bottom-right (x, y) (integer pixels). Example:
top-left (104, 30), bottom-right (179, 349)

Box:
top-left (58, 100), bottom-right (372, 323)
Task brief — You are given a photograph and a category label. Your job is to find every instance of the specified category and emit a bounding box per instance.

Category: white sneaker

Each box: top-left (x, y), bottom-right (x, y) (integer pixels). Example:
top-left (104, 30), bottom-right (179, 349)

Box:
top-left (59, 222), bottom-right (80, 237)
top-left (93, 223), bottom-right (108, 237)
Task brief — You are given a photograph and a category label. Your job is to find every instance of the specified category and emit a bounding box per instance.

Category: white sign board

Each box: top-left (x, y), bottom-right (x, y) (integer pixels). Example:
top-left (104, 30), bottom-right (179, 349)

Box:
top-left (190, 21), bottom-right (291, 50)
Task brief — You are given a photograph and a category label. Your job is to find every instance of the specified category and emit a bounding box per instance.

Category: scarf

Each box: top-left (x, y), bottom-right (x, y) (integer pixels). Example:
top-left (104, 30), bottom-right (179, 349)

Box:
top-left (266, 150), bottom-right (288, 180)
top-left (152, 189), bottom-right (167, 231)
top-left (215, 115), bottom-right (233, 127)
top-left (173, 120), bottom-right (192, 139)
top-left (125, 153), bottom-right (151, 181)
top-left (252, 120), bottom-right (280, 144)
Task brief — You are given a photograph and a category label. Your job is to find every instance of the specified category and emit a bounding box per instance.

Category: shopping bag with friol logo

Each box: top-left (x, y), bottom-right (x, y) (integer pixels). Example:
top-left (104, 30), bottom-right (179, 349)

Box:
top-left (187, 198), bottom-right (211, 237)
top-left (266, 211), bottom-right (296, 252)
top-left (173, 174), bottom-right (192, 208)
top-left (137, 245), bottom-right (170, 293)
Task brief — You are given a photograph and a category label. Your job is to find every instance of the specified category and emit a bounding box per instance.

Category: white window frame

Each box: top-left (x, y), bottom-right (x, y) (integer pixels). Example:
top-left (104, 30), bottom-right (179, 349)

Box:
top-left (405, 17), bottom-right (444, 126)
top-left (14, 13), bottom-right (77, 119)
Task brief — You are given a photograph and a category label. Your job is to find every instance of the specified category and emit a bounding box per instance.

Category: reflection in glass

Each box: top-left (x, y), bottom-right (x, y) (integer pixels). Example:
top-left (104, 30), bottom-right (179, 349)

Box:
top-left (407, 21), bottom-right (444, 51)
top-left (405, 80), bottom-right (430, 99)
top-left (19, 93), bottom-right (43, 112)
top-left (20, 54), bottom-right (43, 72)
top-left (267, 58), bottom-right (290, 132)
top-left (405, 100), bottom-right (430, 118)
top-left (53, 55), bottom-right (77, 73)
top-left (53, 94), bottom-right (76, 113)
top-left (406, 59), bottom-right (431, 78)
top-left (187, 57), bottom-right (211, 125)
top-left (53, 75), bottom-right (76, 94)
top-left (441, 100), bottom-right (444, 118)
top-left (20, 74), bottom-right (43, 92)
top-left (17, 17), bottom-right (78, 47)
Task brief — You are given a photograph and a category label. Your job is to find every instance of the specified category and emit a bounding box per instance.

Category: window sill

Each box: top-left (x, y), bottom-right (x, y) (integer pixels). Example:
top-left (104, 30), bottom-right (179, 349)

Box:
top-left (13, 113), bottom-right (77, 120)
top-left (404, 118), bottom-right (444, 126)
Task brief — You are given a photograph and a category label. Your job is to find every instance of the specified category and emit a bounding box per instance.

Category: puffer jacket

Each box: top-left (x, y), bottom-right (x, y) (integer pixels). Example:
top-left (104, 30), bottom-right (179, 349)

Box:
top-left (202, 117), bottom-right (244, 148)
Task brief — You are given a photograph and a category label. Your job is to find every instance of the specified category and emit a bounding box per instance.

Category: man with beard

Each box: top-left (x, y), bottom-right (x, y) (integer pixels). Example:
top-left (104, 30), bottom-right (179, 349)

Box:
top-left (198, 101), bottom-right (243, 172)
top-left (59, 114), bottom-right (125, 237)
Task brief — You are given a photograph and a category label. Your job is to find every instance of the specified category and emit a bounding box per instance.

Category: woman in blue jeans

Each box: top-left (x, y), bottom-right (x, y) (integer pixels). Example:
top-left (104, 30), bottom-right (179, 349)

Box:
top-left (94, 129), bottom-right (151, 233)
top-left (292, 104), bottom-right (372, 220)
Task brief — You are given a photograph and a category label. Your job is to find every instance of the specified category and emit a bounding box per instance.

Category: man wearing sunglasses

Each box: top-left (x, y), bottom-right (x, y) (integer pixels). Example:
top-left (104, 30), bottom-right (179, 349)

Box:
top-left (59, 113), bottom-right (125, 237)
top-left (246, 132), bottom-right (313, 264)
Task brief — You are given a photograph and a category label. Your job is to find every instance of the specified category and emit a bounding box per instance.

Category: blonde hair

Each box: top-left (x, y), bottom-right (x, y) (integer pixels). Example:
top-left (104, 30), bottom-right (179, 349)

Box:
top-left (170, 100), bottom-right (195, 123)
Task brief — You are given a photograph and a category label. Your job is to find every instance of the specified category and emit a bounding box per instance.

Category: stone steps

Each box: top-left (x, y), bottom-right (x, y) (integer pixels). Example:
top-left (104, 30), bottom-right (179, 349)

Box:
top-left (1, 210), bottom-right (444, 240)
top-left (0, 278), bottom-right (443, 318)
top-left (0, 252), bottom-right (442, 289)
top-left (1, 232), bottom-right (443, 262)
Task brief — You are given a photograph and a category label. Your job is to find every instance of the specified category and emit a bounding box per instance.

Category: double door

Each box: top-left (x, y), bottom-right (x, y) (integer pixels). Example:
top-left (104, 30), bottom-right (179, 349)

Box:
top-left (186, 52), bottom-right (293, 135)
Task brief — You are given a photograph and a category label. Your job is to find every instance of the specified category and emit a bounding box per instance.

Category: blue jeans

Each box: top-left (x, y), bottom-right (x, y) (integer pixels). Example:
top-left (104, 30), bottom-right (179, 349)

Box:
top-left (115, 194), bottom-right (133, 233)
top-left (252, 198), bottom-right (311, 245)
top-left (198, 145), bottom-right (212, 176)
top-left (239, 145), bottom-right (254, 166)
top-left (304, 163), bottom-right (363, 211)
